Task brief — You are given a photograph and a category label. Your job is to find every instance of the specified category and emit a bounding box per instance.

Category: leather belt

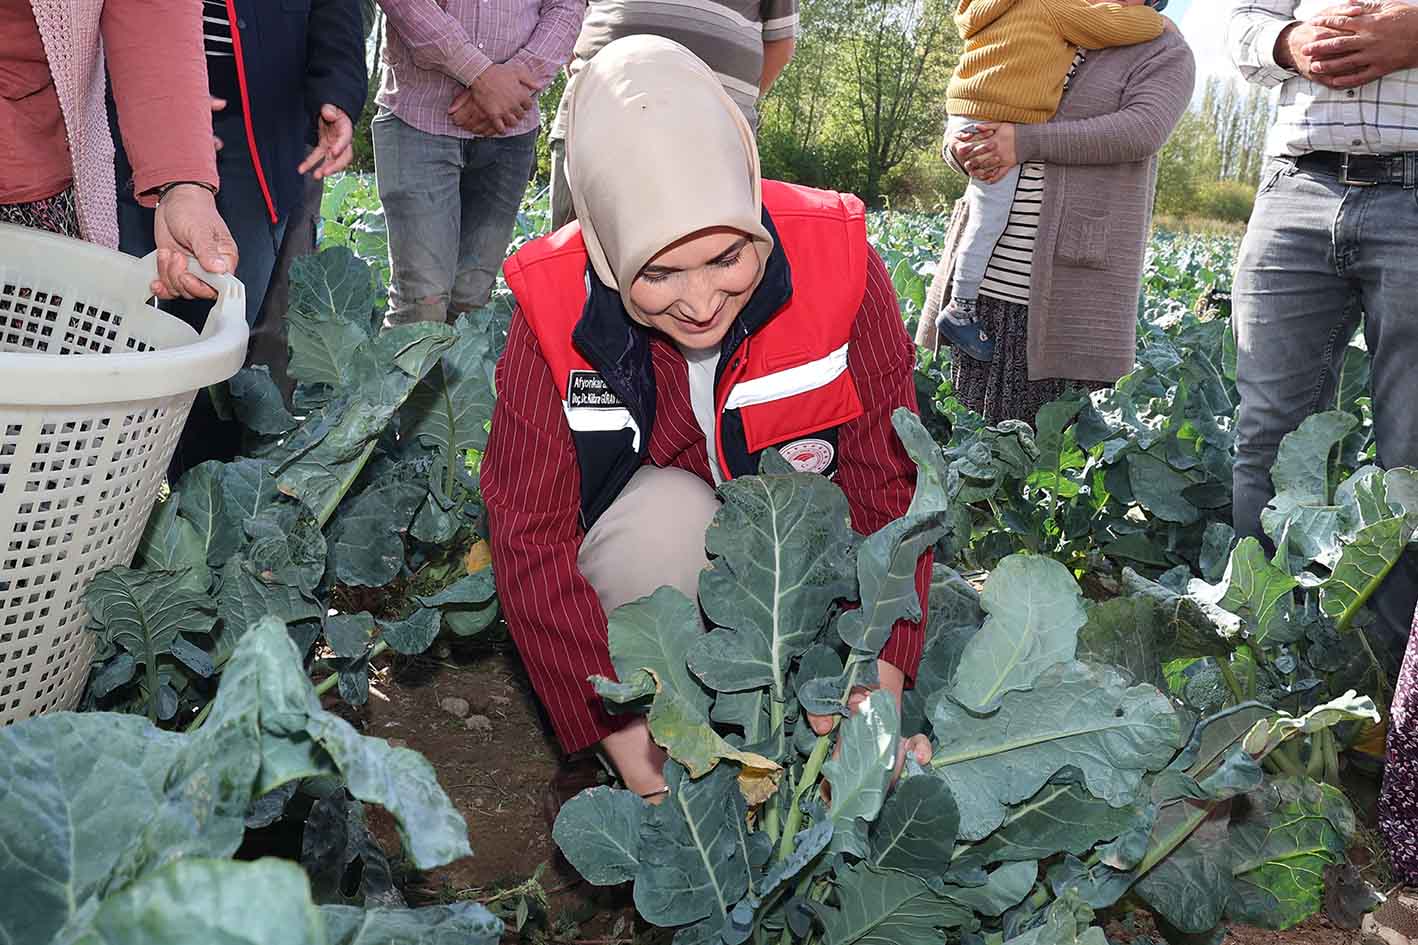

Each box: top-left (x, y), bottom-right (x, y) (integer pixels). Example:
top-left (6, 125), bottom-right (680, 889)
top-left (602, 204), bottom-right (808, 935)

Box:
top-left (1290, 150), bottom-right (1418, 187)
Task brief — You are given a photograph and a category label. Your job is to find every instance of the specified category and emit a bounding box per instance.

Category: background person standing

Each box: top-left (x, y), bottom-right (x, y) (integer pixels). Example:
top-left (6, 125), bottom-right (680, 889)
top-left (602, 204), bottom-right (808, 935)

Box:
top-left (1228, 0), bottom-right (1418, 906)
top-left (545, 0), bottom-right (799, 229)
top-left (2, 0), bottom-right (235, 299)
top-left (373, 0), bottom-right (584, 327)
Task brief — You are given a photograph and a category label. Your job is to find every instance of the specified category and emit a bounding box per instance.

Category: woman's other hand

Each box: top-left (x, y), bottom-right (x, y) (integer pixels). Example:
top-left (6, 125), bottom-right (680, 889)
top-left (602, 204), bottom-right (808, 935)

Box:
top-left (600, 717), bottom-right (670, 802)
top-left (151, 185), bottom-right (240, 300)
top-left (952, 121), bottom-right (1019, 183)
top-left (807, 659), bottom-right (934, 783)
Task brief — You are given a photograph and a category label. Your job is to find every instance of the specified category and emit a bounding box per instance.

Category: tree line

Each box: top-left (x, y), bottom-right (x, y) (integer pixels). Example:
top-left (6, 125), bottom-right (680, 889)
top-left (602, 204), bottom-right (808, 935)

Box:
top-left (349, 1), bottom-right (1273, 225)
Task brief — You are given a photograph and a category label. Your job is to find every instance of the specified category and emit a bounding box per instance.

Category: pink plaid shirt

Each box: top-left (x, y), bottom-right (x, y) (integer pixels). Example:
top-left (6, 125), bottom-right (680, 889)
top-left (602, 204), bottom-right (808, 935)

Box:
top-left (376, 0), bottom-right (584, 139)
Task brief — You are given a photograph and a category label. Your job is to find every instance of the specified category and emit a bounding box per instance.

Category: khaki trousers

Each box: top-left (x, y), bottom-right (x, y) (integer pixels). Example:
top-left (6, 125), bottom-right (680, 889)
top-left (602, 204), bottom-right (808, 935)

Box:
top-left (577, 465), bottom-right (720, 622)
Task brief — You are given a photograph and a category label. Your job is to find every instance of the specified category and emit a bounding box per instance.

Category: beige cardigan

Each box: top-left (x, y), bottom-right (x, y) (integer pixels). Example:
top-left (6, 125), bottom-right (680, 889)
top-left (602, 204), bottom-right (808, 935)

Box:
top-left (917, 30), bottom-right (1195, 383)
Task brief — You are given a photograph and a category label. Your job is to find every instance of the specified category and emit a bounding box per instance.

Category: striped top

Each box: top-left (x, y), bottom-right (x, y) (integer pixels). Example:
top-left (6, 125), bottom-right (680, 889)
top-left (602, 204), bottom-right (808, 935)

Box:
top-left (978, 50), bottom-right (1086, 307)
top-left (202, 0), bottom-right (233, 56)
top-left (550, 0), bottom-right (800, 139)
top-left (201, 0), bottom-right (241, 107)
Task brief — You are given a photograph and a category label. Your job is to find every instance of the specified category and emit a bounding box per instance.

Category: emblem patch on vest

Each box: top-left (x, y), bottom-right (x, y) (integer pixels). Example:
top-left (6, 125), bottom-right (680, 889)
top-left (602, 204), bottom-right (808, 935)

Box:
top-left (779, 438), bottom-right (835, 474)
top-left (567, 370), bottom-right (623, 409)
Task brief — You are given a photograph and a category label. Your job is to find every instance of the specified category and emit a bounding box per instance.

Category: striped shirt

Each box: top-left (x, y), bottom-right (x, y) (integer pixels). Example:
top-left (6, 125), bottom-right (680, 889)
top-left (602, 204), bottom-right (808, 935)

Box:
top-left (481, 249), bottom-right (929, 753)
top-left (202, 0), bottom-right (233, 57)
top-left (201, 0), bottom-right (241, 108)
top-left (377, 0), bottom-right (584, 139)
top-left (550, 0), bottom-right (801, 139)
top-left (1229, 0), bottom-right (1418, 155)
top-left (979, 51), bottom-right (1085, 306)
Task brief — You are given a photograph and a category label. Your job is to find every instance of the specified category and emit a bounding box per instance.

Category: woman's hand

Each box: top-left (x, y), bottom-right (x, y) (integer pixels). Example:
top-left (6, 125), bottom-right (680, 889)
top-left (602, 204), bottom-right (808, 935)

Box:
top-left (151, 185), bottom-right (239, 300)
top-left (807, 659), bottom-right (933, 781)
top-left (952, 122), bottom-right (1019, 183)
top-left (600, 717), bottom-right (670, 802)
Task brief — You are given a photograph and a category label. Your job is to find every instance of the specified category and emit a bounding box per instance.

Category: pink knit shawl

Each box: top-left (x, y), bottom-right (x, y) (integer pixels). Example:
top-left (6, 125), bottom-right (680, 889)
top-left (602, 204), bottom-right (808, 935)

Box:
top-left (30, 0), bottom-right (120, 248)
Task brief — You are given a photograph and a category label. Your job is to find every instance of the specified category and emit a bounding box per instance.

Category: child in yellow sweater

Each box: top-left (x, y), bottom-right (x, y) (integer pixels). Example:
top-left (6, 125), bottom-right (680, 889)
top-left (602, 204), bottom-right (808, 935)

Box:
top-left (938, 0), bottom-right (1167, 362)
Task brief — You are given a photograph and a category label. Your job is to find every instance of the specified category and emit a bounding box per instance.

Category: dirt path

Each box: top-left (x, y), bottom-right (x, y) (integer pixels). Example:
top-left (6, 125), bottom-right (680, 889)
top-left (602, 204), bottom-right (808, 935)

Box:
top-left (347, 639), bottom-right (1366, 945)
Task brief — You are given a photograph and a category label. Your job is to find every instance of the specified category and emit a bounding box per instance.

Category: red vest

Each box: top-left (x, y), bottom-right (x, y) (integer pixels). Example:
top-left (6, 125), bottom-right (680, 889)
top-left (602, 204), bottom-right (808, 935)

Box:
top-left (503, 180), bottom-right (869, 524)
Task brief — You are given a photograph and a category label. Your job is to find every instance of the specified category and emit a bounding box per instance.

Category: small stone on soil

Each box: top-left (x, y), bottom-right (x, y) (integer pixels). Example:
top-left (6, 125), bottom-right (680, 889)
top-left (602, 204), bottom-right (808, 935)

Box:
top-left (464, 714), bottom-right (493, 733)
top-left (440, 696), bottom-right (471, 718)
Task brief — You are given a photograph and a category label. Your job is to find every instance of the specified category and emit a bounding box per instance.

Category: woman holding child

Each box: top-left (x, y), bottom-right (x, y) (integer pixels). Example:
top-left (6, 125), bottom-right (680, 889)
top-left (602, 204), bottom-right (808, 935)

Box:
top-left (916, 0), bottom-right (1195, 423)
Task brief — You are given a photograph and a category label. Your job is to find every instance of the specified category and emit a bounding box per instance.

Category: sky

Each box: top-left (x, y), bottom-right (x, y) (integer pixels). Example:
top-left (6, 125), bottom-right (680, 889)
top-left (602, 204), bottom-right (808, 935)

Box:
top-left (1170, 0), bottom-right (1239, 85)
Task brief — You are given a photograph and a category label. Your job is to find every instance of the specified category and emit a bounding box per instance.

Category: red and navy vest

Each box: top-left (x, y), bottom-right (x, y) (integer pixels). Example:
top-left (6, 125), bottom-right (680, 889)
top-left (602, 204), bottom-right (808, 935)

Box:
top-left (503, 181), bottom-right (870, 528)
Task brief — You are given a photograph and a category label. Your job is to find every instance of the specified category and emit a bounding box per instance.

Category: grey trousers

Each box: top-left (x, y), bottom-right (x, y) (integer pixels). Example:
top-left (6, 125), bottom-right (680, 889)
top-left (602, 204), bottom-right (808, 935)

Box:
top-left (373, 111), bottom-right (536, 325)
top-left (577, 465), bottom-right (720, 617)
top-left (1233, 157), bottom-right (1418, 668)
top-left (946, 115), bottom-right (1020, 301)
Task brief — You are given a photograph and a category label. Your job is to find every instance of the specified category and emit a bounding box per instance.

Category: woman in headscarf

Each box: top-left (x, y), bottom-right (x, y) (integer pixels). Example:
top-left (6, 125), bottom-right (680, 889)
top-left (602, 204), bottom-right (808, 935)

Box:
top-left (481, 35), bottom-right (932, 800)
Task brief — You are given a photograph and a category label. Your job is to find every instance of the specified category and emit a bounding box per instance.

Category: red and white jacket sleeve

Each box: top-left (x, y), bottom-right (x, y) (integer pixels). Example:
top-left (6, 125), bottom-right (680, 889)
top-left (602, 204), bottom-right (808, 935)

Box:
top-left (482, 313), bottom-right (623, 754)
top-left (837, 249), bottom-right (932, 682)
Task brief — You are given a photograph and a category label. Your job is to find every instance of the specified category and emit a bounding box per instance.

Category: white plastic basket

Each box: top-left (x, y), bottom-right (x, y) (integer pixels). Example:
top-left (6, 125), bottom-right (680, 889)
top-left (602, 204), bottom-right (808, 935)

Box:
top-left (0, 223), bottom-right (248, 724)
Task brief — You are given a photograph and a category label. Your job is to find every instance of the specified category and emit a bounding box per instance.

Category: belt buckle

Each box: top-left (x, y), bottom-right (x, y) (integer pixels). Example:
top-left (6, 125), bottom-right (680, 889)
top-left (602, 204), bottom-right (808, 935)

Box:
top-left (1341, 153), bottom-right (1378, 186)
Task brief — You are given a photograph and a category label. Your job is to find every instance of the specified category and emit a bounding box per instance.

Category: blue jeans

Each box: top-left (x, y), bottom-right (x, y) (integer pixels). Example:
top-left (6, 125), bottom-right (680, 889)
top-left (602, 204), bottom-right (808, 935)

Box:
top-left (372, 111), bottom-right (536, 325)
top-left (115, 108), bottom-right (288, 328)
top-left (1233, 157), bottom-right (1418, 667)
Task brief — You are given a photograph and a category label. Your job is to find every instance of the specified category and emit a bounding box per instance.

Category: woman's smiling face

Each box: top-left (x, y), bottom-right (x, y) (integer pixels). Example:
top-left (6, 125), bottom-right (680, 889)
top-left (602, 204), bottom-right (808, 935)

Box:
top-left (626, 227), bottom-right (762, 351)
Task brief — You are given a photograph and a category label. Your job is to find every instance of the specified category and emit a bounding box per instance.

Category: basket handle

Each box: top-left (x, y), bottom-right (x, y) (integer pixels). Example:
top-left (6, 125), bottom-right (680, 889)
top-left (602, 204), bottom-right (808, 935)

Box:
top-left (135, 250), bottom-right (248, 339)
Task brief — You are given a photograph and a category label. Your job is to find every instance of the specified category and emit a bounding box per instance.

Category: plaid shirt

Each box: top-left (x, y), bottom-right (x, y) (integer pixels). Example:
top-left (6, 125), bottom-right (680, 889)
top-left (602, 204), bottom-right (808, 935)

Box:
top-left (376, 0), bottom-right (584, 139)
top-left (1229, 0), bottom-right (1418, 155)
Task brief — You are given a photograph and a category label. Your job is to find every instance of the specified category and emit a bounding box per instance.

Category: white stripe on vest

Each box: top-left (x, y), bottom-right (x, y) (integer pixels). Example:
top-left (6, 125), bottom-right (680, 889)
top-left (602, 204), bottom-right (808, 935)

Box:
top-left (563, 404), bottom-right (643, 452)
top-left (723, 343), bottom-right (850, 411)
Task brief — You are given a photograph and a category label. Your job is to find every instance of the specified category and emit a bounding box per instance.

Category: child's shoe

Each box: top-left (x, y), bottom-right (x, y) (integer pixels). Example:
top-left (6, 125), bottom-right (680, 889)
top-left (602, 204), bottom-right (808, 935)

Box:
top-left (937, 297), bottom-right (994, 363)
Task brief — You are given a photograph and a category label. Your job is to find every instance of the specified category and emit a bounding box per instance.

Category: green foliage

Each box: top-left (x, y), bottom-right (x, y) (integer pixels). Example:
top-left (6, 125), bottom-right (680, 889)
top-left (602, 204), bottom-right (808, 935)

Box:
top-left (554, 414), bottom-right (1370, 945)
top-left (0, 620), bottom-right (496, 945)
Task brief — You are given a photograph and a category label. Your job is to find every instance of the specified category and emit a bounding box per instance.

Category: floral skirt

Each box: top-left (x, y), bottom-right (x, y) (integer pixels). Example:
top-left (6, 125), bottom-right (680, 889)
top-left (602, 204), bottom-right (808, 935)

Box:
top-left (948, 293), bottom-right (1108, 425)
top-left (0, 188), bottom-right (81, 238)
top-left (1381, 615), bottom-right (1418, 884)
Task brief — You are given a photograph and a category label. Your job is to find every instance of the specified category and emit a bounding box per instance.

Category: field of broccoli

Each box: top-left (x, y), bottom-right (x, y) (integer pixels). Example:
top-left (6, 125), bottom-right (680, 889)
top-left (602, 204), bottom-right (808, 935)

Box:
top-left (0, 178), bottom-right (1402, 945)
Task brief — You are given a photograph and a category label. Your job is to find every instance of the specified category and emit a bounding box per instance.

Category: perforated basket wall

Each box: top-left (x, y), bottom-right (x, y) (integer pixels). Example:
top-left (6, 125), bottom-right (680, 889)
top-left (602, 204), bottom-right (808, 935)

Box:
top-left (0, 276), bottom-right (195, 724)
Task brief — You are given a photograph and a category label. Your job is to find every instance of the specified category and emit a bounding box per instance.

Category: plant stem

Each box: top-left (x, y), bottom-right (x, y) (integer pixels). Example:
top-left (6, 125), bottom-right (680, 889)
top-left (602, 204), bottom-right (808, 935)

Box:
top-left (1322, 726), bottom-right (1342, 787)
top-left (1355, 627), bottom-right (1394, 705)
top-left (1306, 730), bottom-right (1326, 779)
top-left (1268, 742), bottom-right (1306, 779)
top-left (144, 653), bottom-right (161, 724)
top-left (1335, 556), bottom-right (1402, 634)
top-left (185, 698), bottom-right (212, 733)
top-left (779, 730), bottom-right (833, 861)
top-left (314, 440), bottom-right (379, 528)
top-left (1216, 659), bottom-right (1246, 705)
top-left (314, 640), bottom-right (390, 697)
top-left (765, 699), bottom-right (786, 844)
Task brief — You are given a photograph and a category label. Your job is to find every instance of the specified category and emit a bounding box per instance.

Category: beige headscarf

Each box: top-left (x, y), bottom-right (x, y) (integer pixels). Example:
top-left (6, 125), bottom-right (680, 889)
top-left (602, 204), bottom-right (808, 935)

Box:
top-left (564, 36), bottom-right (775, 320)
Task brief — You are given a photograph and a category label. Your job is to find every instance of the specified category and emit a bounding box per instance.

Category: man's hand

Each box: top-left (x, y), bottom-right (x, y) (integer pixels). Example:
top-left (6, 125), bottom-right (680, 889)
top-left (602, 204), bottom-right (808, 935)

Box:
top-left (151, 185), bottom-right (239, 300)
top-left (951, 122), bottom-right (1018, 183)
top-left (1272, 4), bottom-right (1363, 82)
top-left (1300, 0), bottom-right (1418, 88)
top-left (299, 104), bottom-right (355, 179)
top-left (450, 62), bottom-right (538, 135)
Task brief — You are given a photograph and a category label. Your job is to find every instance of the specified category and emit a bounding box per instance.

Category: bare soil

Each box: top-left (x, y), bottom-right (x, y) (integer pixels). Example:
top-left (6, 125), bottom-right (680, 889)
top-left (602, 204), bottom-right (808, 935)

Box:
top-left (339, 637), bottom-right (1373, 945)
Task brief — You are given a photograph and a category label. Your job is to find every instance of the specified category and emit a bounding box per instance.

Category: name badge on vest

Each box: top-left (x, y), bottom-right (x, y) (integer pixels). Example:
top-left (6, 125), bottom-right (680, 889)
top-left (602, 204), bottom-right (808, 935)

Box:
top-left (563, 370), bottom-right (641, 450)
